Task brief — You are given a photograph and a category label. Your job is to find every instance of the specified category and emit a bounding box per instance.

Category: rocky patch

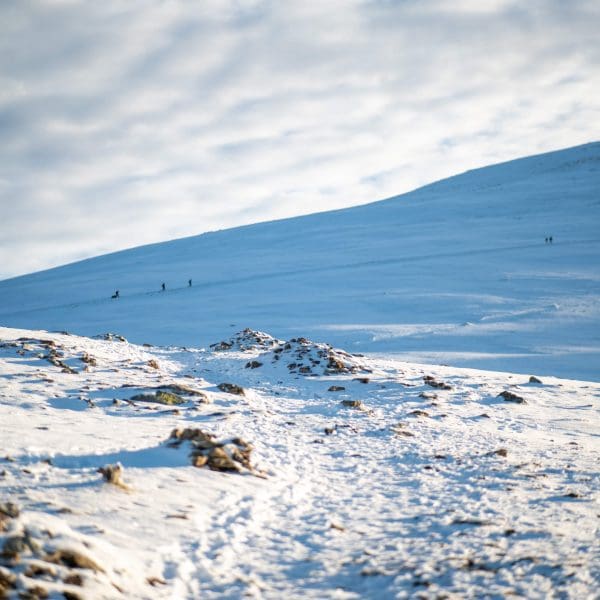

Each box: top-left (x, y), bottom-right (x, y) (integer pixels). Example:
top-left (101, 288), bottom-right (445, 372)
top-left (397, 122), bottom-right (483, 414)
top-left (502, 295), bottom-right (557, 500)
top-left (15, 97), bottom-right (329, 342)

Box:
top-left (423, 375), bottom-right (452, 390)
top-left (498, 390), bottom-right (526, 404)
top-left (167, 428), bottom-right (260, 475)
top-left (217, 383), bottom-right (245, 396)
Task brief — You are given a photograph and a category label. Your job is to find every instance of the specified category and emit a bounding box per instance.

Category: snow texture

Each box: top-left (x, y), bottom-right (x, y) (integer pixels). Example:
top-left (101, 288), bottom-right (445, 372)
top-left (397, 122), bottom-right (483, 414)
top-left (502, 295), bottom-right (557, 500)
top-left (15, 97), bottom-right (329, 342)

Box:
top-left (0, 144), bottom-right (599, 598)
top-left (0, 326), bottom-right (598, 598)
top-left (0, 142), bottom-right (599, 381)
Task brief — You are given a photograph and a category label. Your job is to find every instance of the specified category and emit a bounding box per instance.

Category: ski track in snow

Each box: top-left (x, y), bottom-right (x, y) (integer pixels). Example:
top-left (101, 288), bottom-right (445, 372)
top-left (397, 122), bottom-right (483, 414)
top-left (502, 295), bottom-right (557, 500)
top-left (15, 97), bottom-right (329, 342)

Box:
top-left (1, 326), bottom-right (598, 599)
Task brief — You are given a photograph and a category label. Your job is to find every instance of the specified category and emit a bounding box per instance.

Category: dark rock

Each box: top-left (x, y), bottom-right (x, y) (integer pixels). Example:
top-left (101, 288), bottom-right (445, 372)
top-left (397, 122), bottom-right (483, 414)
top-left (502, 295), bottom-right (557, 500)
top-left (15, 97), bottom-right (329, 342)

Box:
top-left (79, 353), bottom-right (97, 367)
top-left (97, 463), bottom-right (128, 490)
top-left (423, 375), bottom-right (452, 390)
top-left (245, 361), bottom-right (263, 369)
top-left (340, 399), bottom-right (364, 409)
top-left (328, 386), bottom-right (345, 392)
top-left (217, 383), bottom-right (245, 396)
top-left (408, 410), bottom-right (430, 418)
top-left (529, 376), bottom-right (543, 384)
top-left (498, 390), bottom-right (526, 404)
top-left (130, 391), bottom-right (185, 405)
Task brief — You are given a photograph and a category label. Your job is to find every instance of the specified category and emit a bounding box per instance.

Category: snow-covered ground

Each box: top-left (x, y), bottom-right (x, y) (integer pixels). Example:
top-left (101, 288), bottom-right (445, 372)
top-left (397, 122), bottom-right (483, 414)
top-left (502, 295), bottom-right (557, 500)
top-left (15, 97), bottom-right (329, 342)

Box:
top-left (1, 142), bottom-right (599, 381)
top-left (1, 326), bottom-right (598, 598)
top-left (1, 144), bottom-right (599, 598)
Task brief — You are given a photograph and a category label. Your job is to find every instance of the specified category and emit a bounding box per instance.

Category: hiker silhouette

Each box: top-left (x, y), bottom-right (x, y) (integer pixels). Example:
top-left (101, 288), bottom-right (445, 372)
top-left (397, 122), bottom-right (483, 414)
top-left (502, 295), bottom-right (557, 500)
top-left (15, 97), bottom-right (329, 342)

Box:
top-left (161, 283), bottom-right (166, 291)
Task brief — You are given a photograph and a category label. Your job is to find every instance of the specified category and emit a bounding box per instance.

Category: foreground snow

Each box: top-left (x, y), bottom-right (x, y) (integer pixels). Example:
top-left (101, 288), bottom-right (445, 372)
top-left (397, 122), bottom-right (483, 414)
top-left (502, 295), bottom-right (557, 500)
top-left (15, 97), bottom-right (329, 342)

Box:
top-left (1, 326), bottom-right (598, 598)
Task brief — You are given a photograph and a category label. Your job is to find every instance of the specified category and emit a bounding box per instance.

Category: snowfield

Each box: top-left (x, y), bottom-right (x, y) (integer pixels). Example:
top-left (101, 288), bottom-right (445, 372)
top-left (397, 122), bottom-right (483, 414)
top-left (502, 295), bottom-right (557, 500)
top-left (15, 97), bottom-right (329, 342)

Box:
top-left (1, 144), bottom-right (599, 598)
top-left (0, 142), bottom-right (599, 381)
top-left (1, 326), bottom-right (598, 598)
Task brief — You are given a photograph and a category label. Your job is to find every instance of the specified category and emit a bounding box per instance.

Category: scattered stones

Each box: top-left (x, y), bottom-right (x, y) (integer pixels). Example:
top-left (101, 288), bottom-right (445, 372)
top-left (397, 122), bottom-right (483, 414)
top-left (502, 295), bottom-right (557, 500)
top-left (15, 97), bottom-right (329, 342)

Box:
top-left (340, 399), bottom-right (364, 410)
top-left (168, 428), bottom-right (258, 475)
top-left (44, 549), bottom-right (104, 573)
top-left (498, 390), bottom-right (526, 404)
top-left (423, 376), bottom-right (452, 390)
top-left (408, 410), bottom-right (430, 418)
top-left (485, 448), bottom-right (508, 458)
top-left (211, 328), bottom-right (281, 352)
top-left (451, 517), bottom-right (492, 527)
top-left (328, 386), bottom-right (346, 392)
top-left (79, 353), bottom-right (97, 367)
top-left (130, 390), bottom-right (186, 405)
top-left (95, 333), bottom-right (127, 342)
top-left (217, 383), bottom-right (245, 396)
top-left (245, 360), bottom-right (263, 369)
top-left (97, 463), bottom-right (129, 490)
top-left (419, 391), bottom-right (438, 400)
top-left (391, 423), bottom-right (415, 437)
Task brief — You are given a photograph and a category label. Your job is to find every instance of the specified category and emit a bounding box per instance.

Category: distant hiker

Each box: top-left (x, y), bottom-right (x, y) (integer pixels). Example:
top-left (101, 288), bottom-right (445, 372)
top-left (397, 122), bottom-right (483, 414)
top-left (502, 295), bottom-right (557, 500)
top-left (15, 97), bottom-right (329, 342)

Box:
top-left (161, 282), bottom-right (166, 291)
top-left (545, 237), bottom-right (548, 244)
top-left (111, 290), bottom-right (119, 299)
top-left (188, 279), bottom-right (192, 287)
top-left (549, 236), bottom-right (553, 244)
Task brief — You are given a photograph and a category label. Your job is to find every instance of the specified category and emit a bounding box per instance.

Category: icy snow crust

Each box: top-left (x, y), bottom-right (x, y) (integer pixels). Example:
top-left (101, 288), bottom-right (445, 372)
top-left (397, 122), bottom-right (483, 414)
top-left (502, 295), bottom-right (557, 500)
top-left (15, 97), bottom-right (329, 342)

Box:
top-left (1, 326), bottom-right (599, 598)
top-left (1, 143), bottom-right (599, 381)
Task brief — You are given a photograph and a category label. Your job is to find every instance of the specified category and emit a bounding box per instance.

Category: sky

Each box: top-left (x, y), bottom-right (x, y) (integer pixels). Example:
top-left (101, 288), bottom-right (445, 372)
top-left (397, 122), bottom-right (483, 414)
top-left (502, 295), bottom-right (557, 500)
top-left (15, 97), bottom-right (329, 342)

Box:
top-left (1, 0), bottom-right (599, 280)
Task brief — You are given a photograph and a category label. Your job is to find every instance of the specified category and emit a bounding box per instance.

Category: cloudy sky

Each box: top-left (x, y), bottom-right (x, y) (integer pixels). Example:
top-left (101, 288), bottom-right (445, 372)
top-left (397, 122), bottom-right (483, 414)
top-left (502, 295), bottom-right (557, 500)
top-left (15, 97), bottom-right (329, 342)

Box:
top-left (1, 0), bottom-right (598, 279)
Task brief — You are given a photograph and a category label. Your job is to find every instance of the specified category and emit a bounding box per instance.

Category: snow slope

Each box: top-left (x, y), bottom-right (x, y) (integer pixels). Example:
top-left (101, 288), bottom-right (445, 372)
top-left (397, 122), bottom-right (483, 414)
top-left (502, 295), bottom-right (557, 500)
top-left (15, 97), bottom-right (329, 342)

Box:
top-left (0, 142), bottom-right (599, 381)
top-left (1, 326), bottom-right (598, 599)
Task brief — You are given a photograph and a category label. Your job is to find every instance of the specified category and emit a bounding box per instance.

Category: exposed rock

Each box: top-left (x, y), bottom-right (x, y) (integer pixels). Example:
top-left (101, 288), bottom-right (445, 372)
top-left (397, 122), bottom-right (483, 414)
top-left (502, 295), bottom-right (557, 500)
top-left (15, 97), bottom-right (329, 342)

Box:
top-left (211, 328), bottom-right (281, 352)
top-left (147, 359), bottom-right (160, 370)
top-left (245, 361), bottom-right (263, 369)
top-left (217, 383), bottom-right (245, 396)
top-left (485, 448), bottom-right (508, 458)
top-left (340, 400), bottom-right (364, 409)
top-left (95, 333), bottom-right (127, 342)
top-left (423, 375), bottom-right (452, 390)
top-left (0, 565), bottom-right (16, 594)
top-left (328, 386), bottom-right (346, 392)
top-left (408, 410), bottom-right (430, 418)
top-left (168, 428), bottom-right (257, 475)
top-left (130, 390), bottom-right (186, 405)
top-left (1, 535), bottom-right (26, 559)
top-left (0, 503), bottom-right (20, 520)
top-left (498, 390), bottom-right (526, 404)
top-left (353, 377), bottom-right (370, 384)
top-left (44, 549), bottom-right (104, 573)
top-left (391, 423), bottom-right (415, 437)
top-left (529, 376), bottom-right (543, 384)
top-left (97, 463), bottom-right (129, 490)
top-left (79, 353), bottom-right (97, 367)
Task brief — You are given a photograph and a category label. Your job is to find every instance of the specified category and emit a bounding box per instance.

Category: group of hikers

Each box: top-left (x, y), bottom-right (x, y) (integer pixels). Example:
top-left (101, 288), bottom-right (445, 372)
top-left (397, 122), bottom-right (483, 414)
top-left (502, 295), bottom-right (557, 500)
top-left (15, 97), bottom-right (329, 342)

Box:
top-left (111, 279), bottom-right (192, 299)
top-left (545, 236), bottom-right (554, 244)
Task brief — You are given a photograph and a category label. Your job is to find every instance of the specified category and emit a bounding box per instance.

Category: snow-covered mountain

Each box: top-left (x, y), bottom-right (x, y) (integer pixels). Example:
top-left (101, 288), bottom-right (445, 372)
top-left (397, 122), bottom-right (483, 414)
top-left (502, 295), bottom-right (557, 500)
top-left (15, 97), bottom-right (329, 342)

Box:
top-left (0, 143), bottom-right (600, 379)
top-left (1, 144), bottom-right (599, 599)
top-left (1, 142), bottom-right (599, 381)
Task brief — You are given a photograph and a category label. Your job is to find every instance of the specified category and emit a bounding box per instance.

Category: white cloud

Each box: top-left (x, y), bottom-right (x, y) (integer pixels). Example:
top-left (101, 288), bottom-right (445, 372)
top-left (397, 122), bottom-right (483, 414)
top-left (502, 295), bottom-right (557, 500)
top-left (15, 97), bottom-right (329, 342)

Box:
top-left (0, 0), bottom-right (598, 278)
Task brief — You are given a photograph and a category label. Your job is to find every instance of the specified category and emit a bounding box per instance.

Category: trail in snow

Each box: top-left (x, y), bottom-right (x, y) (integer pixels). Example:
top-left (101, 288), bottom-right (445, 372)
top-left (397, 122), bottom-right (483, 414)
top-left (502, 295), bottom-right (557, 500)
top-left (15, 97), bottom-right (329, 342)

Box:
top-left (1, 327), bottom-right (598, 598)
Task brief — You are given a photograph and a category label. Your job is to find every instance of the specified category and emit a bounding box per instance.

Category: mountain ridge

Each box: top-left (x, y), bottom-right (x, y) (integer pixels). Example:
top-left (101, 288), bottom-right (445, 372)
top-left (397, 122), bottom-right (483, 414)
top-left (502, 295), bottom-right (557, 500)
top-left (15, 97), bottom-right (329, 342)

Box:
top-left (1, 141), bottom-right (599, 381)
